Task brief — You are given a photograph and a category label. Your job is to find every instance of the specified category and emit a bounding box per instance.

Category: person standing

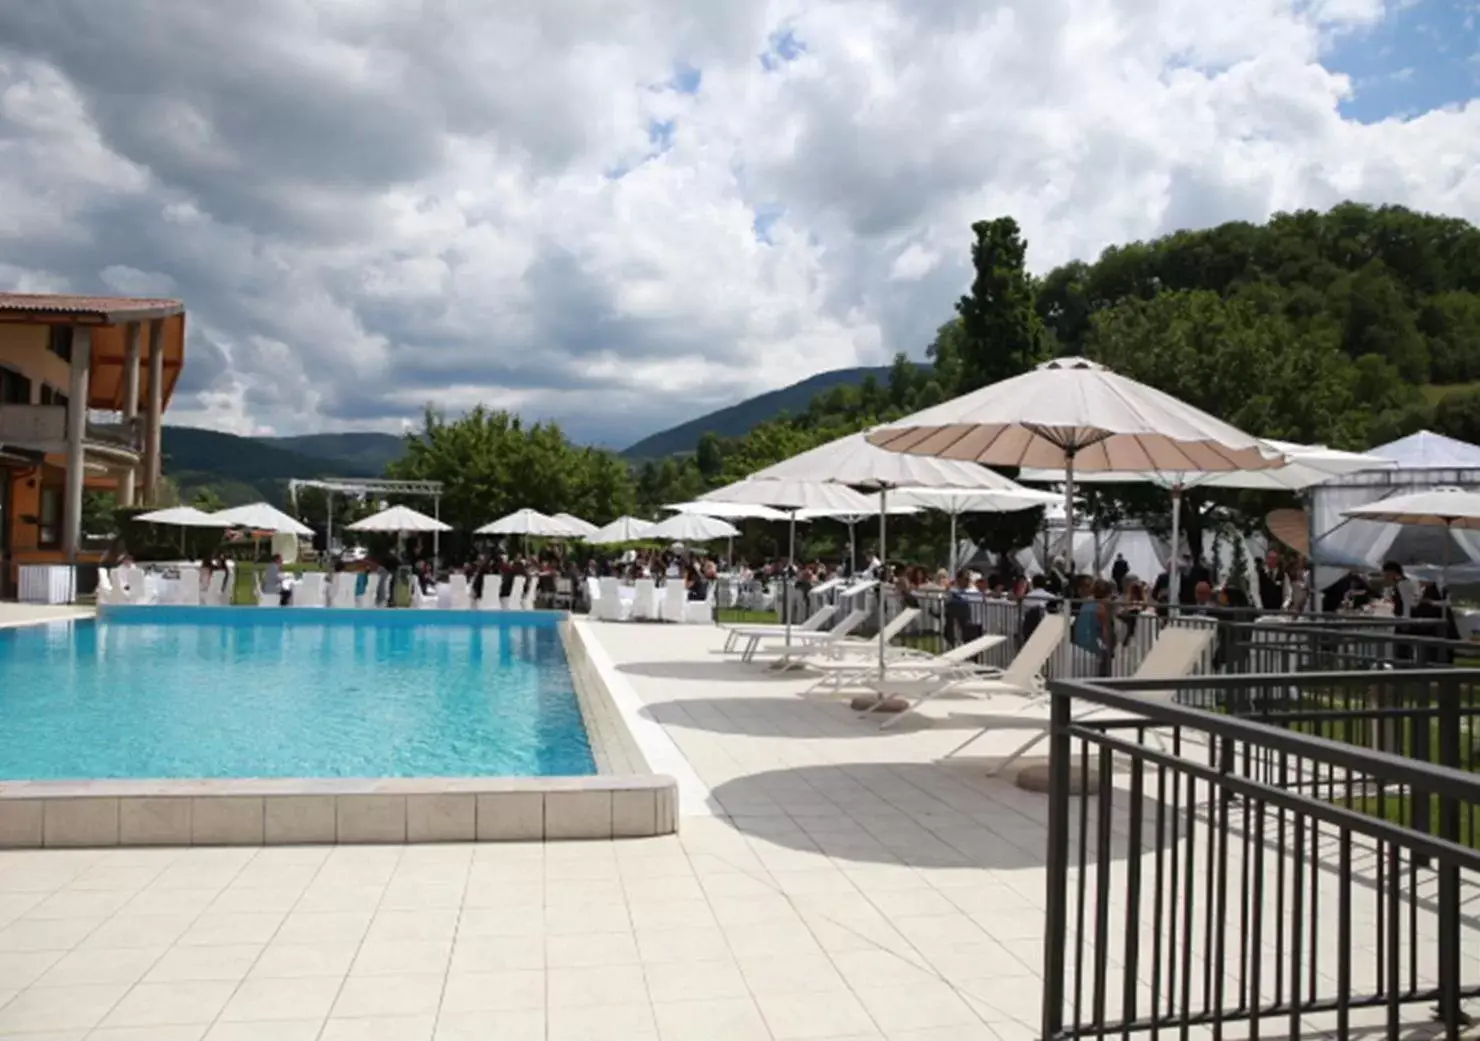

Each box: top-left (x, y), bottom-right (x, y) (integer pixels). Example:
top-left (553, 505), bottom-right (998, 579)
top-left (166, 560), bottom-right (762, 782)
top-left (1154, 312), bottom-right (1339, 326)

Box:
top-left (1255, 549), bottom-right (1286, 612)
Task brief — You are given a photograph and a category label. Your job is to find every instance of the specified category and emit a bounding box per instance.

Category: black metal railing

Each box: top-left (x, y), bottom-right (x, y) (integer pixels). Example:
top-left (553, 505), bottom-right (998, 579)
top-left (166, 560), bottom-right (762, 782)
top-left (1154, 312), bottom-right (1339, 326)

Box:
top-left (1042, 669), bottom-right (1480, 1040)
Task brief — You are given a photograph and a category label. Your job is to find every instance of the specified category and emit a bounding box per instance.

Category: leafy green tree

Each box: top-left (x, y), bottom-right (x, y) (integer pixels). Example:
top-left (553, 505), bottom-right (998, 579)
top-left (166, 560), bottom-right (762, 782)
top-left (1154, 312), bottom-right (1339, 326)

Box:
top-left (190, 488), bottom-right (226, 512)
top-left (1419, 292), bottom-right (1480, 384)
top-left (1434, 388), bottom-right (1480, 446)
top-left (956, 217), bottom-right (1049, 391)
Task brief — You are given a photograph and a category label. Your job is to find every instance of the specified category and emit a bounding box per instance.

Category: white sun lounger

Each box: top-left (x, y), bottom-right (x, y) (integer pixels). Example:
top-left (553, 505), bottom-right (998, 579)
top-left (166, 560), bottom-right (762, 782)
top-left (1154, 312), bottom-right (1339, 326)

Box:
top-left (723, 605), bottom-right (834, 651)
top-left (784, 607), bottom-right (922, 669)
top-left (805, 629), bottom-right (1008, 695)
top-left (864, 612), bottom-right (1069, 729)
top-left (974, 623), bottom-right (1217, 774)
top-left (733, 608), bottom-right (870, 664)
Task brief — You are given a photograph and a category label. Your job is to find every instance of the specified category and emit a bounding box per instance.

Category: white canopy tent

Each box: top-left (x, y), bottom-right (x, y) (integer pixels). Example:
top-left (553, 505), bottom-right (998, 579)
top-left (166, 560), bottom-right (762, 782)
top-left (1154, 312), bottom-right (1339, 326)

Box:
top-left (135, 506), bottom-right (224, 527)
top-left (587, 516), bottom-right (657, 545)
top-left (1311, 430), bottom-right (1480, 586)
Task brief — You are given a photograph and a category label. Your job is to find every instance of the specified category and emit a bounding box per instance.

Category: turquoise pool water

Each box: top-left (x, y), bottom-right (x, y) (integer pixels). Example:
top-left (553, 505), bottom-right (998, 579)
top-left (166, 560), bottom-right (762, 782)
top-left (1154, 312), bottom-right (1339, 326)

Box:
top-left (0, 608), bottom-right (596, 780)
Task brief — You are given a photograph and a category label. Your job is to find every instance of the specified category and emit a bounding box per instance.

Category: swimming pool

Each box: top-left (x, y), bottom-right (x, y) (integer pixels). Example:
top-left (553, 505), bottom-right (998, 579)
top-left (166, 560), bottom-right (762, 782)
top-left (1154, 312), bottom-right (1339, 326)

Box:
top-left (0, 609), bottom-right (597, 781)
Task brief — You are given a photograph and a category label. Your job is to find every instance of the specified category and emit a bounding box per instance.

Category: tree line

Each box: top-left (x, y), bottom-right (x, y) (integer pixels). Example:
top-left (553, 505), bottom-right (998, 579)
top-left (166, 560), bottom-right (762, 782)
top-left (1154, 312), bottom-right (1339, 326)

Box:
top-left (380, 201), bottom-right (1480, 564)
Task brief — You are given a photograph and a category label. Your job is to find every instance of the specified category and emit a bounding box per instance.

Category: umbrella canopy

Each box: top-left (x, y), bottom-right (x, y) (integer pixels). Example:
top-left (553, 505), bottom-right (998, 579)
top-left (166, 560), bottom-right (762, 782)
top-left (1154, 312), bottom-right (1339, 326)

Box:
top-left (741, 430), bottom-right (1009, 490)
top-left (1343, 487), bottom-right (1480, 530)
top-left (134, 506), bottom-right (225, 527)
top-left (665, 500), bottom-right (792, 521)
top-left (890, 486), bottom-right (1059, 515)
top-left (699, 477), bottom-right (877, 514)
top-left (210, 502), bottom-right (314, 536)
top-left (869, 357), bottom-right (1281, 474)
top-left (646, 513), bottom-right (740, 542)
top-left (1019, 440), bottom-right (1390, 493)
top-left (475, 508), bottom-right (569, 537)
top-left (587, 516), bottom-right (657, 545)
top-left (552, 513), bottom-right (600, 537)
top-left (347, 505), bottom-right (450, 534)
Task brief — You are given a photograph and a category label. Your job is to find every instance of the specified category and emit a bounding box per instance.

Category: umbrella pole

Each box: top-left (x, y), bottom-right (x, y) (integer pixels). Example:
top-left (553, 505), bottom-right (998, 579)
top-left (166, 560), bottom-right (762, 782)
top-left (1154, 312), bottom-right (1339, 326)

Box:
top-left (849, 521), bottom-right (856, 575)
top-left (785, 512), bottom-right (796, 649)
top-left (1063, 453), bottom-right (1076, 571)
top-left (878, 488), bottom-right (888, 679)
top-left (1169, 486), bottom-right (1182, 610)
top-left (949, 512), bottom-right (957, 577)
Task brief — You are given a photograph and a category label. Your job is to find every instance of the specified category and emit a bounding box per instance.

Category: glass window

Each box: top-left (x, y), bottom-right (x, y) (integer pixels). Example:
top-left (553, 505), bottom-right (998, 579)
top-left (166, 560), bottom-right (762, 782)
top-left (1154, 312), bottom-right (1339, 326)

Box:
top-left (0, 366), bottom-right (33, 405)
top-left (47, 326), bottom-right (73, 362)
top-left (38, 486), bottom-right (61, 548)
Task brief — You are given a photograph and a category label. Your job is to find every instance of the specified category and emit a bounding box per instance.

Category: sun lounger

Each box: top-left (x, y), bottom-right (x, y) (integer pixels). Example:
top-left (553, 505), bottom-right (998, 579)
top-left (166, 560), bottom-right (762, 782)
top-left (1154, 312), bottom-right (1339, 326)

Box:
top-left (722, 605), bottom-right (834, 651)
top-left (732, 608), bottom-right (870, 664)
top-left (783, 607), bottom-right (921, 669)
top-left (804, 630), bottom-right (1007, 696)
top-left (972, 623), bottom-right (1216, 775)
top-left (864, 612), bottom-right (1068, 729)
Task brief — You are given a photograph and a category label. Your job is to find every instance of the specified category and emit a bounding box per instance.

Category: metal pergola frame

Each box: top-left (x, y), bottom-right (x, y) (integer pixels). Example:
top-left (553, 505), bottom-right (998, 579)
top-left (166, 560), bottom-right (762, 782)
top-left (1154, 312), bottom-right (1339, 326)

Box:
top-left (288, 478), bottom-right (446, 559)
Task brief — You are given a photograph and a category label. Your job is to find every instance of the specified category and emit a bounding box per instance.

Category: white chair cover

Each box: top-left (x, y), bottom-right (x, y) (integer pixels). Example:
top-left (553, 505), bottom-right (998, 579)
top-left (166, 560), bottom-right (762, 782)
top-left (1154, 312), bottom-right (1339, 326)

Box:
top-left (503, 575), bottom-right (526, 610)
top-left (631, 579), bottom-right (659, 621)
top-left (661, 582), bottom-right (687, 622)
top-left (449, 574), bottom-right (473, 610)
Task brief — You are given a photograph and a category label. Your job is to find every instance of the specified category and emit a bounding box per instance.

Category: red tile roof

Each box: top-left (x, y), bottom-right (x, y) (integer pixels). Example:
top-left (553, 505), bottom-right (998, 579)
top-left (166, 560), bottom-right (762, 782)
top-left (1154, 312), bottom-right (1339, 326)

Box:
top-left (0, 293), bottom-right (184, 322)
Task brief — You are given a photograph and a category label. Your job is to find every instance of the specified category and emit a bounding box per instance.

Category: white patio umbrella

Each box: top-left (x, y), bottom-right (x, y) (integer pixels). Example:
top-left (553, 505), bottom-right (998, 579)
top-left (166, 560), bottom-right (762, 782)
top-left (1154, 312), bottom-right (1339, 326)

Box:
top-left (701, 478), bottom-right (877, 649)
top-left (347, 505), bottom-right (451, 534)
top-left (1343, 487), bottom-right (1480, 593)
top-left (552, 513), bottom-right (600, 538)
top-left (796, 496), bottom-right (921, 575)
top-left (891, 485), bottom-right (1059, 576)
top-left (665, 500), bottom-right (792, 521)
top-left (1020, 440), bottom-right (1391, 601)
top-left (587, 516), bottom-right (657, 545)
top-left (646, 513), bottom-right (740, 543)
top-left (134, 506), bottom-right (224, 527)
top-left (870, 357), bottom-right (1284, 596)
top-left (722, 430), bottom-right (1034, 674)
top-left (210, 502), bottom-right (314, 536)
top-left (475, 508), bottom-right (568, 537)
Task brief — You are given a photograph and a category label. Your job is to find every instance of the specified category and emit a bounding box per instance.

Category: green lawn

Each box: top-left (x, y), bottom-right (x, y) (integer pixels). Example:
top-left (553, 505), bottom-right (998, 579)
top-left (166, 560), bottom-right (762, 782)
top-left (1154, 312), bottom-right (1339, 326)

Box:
top-left (1420, 382), bottom-right (1480, 406)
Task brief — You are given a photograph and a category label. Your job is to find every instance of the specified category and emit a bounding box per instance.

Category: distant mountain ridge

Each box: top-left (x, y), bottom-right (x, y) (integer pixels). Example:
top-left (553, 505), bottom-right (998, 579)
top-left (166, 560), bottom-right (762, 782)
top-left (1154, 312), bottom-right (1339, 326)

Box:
top-left (160, 426), bottom-right (406, 505)
top-left (621, 365), bottom-right (901, 459)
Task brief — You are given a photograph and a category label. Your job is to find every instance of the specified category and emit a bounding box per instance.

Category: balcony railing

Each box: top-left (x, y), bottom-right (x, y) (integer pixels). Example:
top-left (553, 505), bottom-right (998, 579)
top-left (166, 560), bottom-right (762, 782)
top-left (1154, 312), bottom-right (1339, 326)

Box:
top-left (0, 405), bottom-right (142, 453)
top-left (1042, 669), bottom-right (1480, 1039)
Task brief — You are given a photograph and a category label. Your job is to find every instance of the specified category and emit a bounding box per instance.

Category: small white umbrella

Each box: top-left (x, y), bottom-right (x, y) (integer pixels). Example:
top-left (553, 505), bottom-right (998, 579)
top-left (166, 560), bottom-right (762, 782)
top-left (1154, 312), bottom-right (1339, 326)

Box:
top-left (552, 513), bottom-right (600, 538)
top-left (796, 495), bottom-right (921, 575)
top-left (475, 508), bottom-right (568, 537)
top-left (647, 513), bottom-right (740, 542)
top-left (347, 505), bottom-right (451, 534)
top-left (891, 485), bottom-right (1059, 576)
top-left (587, 516), bottom-right (657, 545)
top-left (210, 502), bottom-right (314, 536)
top-left (1344, 486), bottom-right (1480, 597)
top-left (134, 506), bottom-right (225, 527)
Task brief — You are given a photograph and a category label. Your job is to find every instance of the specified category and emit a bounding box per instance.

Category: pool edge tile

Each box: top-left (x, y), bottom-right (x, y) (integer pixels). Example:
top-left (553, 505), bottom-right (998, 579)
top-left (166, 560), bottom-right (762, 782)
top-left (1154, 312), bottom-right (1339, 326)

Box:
top-left (406, 793), bottom-right (476, 843)
top-left (119, 797), bottom-right (193, 846)
top-left (264, 795), bottom-right (337, 845)
top-left (0, 799), bottom-right (44, 848)
top-left (337, 794), bottom-right (407, 843)
top-left (43, 797), bottom-right (120, 848)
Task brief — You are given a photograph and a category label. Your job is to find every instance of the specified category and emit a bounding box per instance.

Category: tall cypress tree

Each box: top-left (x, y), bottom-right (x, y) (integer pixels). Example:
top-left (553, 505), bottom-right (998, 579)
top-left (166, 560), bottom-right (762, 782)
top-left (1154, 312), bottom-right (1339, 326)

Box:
top-left (954, 217), bottom-right (1048, 393)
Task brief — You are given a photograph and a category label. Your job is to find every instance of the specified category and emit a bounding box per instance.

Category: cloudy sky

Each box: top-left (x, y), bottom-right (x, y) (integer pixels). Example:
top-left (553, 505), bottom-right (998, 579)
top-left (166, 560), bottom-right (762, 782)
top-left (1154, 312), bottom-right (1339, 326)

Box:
top-left (1, 1), bottom-right (1477, 449)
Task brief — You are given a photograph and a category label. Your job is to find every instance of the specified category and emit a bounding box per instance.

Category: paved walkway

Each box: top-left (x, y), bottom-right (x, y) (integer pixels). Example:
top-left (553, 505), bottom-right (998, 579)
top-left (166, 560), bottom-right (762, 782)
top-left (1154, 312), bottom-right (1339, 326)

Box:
top-left (0, 617), bottom-right (1450, 1039)
top-left (0, 604), bottom-right (93, 629)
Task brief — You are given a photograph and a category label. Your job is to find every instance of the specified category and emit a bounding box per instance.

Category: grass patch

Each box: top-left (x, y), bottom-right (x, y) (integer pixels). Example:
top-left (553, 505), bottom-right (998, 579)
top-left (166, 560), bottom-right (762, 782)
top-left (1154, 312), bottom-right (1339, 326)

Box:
top-left (1420, 382), bottom-right (1480, 405)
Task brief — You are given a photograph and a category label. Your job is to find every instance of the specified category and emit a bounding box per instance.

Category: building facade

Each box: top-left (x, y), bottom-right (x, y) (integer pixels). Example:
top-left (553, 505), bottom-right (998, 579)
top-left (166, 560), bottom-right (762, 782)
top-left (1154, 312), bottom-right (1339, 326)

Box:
top-left (0, 293), bottom-right (186, 597)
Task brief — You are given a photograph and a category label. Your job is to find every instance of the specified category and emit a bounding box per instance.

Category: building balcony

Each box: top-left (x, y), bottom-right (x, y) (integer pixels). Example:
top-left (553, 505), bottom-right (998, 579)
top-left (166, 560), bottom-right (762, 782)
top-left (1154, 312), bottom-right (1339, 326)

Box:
top-left (0, 404), bottom-right (143, 460)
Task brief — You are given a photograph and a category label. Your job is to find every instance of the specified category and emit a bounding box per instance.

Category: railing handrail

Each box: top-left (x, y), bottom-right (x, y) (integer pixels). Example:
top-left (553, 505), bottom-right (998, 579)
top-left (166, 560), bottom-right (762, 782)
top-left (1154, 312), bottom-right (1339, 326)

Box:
top-left (1052, 673), bottom-right (1480, 801)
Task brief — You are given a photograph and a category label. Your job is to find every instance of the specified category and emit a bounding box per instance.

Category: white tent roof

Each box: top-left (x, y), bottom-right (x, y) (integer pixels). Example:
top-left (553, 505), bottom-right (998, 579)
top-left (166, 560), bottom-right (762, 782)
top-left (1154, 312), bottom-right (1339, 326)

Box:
top-left (551, 513), bottom-right (600, 537)
top-left (347, 505), bottom-right (450, 534)
top-left (475, 509), bottom-right (568, 536)
top-left (134, 506), bottom-right (224, 527)
top-left (665, 500), bottom-right (791, 521)
top-left (645, 513), bottom-right (740, 542)
top-left (1370, 430), bottom-right (1480, 470)
top-left (700, 477), bottom-right (877, 514)
top-left (210, 502), bottom-right (314, 536)
top-left (870, 357), bottom-right (1281, 474)
top-left (587, 516), bottom-right (656, 544)
top-left (739, 429), bottom-right (1019, 490)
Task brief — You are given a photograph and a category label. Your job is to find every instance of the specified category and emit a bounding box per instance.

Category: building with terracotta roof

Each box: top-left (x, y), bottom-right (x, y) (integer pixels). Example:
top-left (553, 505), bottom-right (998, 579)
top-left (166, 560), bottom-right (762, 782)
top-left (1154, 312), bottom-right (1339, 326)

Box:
top-left (0, 293), bottom-right (186, 597)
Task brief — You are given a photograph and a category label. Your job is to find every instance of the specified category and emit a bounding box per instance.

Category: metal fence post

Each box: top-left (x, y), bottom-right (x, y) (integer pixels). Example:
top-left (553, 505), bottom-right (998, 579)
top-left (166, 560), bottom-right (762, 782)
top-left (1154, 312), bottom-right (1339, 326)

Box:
top-left (1042, 684), bottom-right (1073, 1041)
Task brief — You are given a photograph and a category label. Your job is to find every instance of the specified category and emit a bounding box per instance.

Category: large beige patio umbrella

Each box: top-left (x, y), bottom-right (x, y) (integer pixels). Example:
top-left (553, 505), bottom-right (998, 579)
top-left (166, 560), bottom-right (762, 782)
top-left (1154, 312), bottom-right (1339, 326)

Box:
top-left (869, 357), bottom-right (1284, 549)
top-left (1344, 487), bottom-right (1480, 594)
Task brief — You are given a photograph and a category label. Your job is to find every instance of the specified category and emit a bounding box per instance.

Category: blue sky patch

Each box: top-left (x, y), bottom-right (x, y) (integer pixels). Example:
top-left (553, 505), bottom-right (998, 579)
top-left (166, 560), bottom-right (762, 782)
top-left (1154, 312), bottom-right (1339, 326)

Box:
top-left (761, 27), bottom-right (807, 71)
top-left (1328, 0), bottom-right (1478, 122)
top-left (669, 63), bottom-right (702, 94)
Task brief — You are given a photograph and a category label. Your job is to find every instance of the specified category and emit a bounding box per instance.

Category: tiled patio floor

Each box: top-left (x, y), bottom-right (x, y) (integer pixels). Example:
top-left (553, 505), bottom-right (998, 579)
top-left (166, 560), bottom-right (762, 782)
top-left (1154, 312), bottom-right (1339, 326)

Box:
top-left (0, 617), bottom-right (1456, 1039)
